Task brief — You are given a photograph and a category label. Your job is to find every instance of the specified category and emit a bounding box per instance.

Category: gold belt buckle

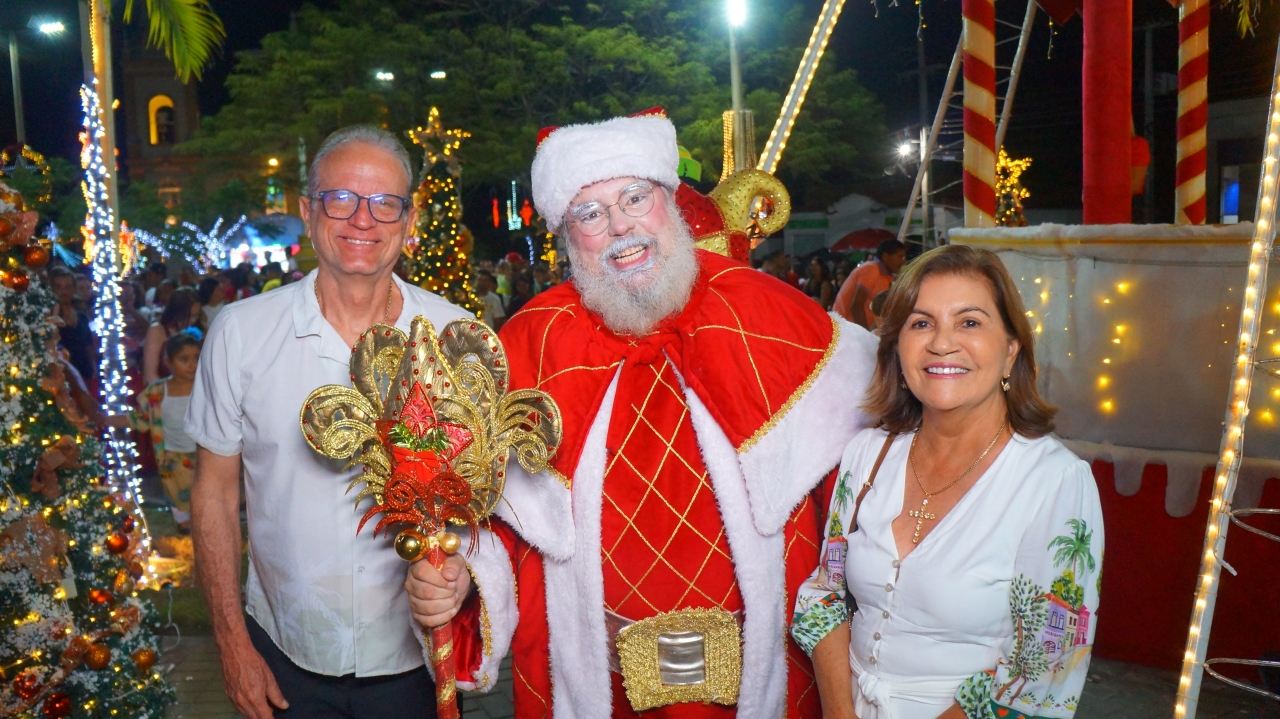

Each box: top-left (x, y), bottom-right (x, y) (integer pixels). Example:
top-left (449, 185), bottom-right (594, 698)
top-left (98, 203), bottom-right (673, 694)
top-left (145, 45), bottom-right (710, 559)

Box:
top-left (614, 607), bottom-right (742, 711)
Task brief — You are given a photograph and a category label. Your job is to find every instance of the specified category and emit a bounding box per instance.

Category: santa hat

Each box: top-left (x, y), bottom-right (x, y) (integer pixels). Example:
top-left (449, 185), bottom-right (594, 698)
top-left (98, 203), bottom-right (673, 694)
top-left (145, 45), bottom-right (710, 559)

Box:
top-left (531, 108), bottom-right (680, 233)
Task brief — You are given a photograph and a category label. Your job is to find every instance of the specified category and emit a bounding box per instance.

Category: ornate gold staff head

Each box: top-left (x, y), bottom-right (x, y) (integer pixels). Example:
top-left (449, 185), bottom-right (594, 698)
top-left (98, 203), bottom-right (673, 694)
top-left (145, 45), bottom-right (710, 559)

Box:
top-left (300, 317), bottom-right (561, 553)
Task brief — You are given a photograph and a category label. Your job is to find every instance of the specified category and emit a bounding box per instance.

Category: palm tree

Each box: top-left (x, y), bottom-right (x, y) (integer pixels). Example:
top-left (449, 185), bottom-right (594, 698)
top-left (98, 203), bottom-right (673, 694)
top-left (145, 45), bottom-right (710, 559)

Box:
top-left (123, 0), bottom-right (226, 82)
top-left (833, 471), bottom-right (855, 514)
top-left (1048, 519), bottom-right (1095, 582)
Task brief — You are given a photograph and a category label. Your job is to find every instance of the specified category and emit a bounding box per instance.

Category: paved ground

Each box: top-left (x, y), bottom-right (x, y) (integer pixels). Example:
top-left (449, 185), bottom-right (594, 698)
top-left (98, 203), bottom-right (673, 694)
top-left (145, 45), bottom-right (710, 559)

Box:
top-left (161, 634), bottom-right (1273, 718)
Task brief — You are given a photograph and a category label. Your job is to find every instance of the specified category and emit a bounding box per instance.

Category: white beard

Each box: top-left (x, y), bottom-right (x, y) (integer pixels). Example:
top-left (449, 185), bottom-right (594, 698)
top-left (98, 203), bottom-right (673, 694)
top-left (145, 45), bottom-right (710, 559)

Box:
top-left (567, 209), bottom-right (699, 337)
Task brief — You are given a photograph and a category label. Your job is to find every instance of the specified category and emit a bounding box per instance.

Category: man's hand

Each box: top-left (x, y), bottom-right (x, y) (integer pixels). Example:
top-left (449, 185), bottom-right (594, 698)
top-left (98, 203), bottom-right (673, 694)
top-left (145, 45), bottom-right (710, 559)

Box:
top-left (405, 554), bottom-right (472, 628)
top-left (218, 633), bottom-right (288, 719)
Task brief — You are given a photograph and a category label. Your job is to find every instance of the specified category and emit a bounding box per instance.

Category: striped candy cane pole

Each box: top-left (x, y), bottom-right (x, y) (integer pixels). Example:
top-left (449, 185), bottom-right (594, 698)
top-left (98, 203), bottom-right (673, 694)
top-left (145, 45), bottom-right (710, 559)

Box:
top-left (963, 0), bottom-right (998, 227)
top-left (425, 540), bottom-right (460, 719)
top-left (1176, 0), bottom-right (1210, 225)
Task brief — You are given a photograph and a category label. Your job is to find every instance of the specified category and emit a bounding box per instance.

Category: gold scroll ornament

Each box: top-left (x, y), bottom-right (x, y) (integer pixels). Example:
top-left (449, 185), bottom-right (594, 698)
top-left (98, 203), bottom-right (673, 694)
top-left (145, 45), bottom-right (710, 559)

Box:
top-left (299, 316), bottom-right (562, 528)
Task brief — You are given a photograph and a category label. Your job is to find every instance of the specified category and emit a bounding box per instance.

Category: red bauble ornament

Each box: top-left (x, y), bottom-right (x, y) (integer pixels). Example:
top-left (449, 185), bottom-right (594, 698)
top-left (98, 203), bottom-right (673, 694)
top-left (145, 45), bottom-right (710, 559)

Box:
top-left (127, 560), bottom-right (145, 579)
top-left (23, 244), bottom-right (50, 268)
top-left (88, 587), bottom-right (113, 605)
top-left (121, 515), bottom-right (135, 532)
top-left (131, 647), bottom-right (157, 673)
top-left (41, 693), bottom-right (71, 718)
top-left (3, 269), bottom-right (29, 293)
top-left (104, 531), bottom-right (128, 554)
top-left (85, 643), bottom-right (111, 670)
top-left (13, 671), bottom-right (42, 699)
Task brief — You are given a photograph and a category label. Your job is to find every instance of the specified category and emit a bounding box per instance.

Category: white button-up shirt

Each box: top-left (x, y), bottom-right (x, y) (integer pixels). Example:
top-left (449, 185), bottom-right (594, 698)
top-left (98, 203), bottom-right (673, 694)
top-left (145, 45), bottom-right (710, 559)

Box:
top-left (186, 270), bottom-right (470, 677)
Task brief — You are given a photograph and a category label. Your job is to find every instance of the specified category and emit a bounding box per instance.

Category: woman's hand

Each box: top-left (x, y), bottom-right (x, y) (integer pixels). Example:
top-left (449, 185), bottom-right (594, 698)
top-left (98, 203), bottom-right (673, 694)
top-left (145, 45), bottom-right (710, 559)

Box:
top-left (937, 703), bottom-right (967, 719)
top-left (812, 621), bottom-right (858, 719)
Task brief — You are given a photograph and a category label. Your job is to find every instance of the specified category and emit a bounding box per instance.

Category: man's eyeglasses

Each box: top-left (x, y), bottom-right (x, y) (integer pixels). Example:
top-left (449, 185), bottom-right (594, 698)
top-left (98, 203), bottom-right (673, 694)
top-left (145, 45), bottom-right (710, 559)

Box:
top-left (566, 183), bottom-right (656, 236)
top-left (311, 190), bottom-right (409, 223)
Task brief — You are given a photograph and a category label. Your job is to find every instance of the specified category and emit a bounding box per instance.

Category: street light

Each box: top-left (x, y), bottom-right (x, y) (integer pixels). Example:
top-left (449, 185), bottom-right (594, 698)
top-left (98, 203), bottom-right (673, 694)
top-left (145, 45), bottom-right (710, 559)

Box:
top-left (7, 16), bottom-right (67, 145)
top-left (430, 70), bottom-right (447, 80)
top-left (30, 18), bottom-right (66, 36)
top-left (375, 70), bottom-right (394, 82)
top-left (898, 142), bottom-right (914, 158)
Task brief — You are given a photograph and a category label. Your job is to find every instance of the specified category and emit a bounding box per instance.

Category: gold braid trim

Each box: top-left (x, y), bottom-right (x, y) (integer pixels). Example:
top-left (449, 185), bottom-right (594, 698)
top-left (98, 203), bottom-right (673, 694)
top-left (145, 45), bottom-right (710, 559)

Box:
top-left (736, 317), bottom-right (841, 454)
top-left (465, 563), bottom-right (495, 658)
top-left (432, 640), bottom-right (454, 663)
top-left (437, 678), bottom-right (457, 703)
top-left (548, 465), bottom-right (570, 489)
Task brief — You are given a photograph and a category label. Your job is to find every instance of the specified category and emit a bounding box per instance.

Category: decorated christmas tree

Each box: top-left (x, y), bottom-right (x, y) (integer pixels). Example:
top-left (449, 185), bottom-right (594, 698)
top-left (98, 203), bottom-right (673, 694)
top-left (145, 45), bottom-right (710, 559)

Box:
top-left (404, 108), bottom-right (484, 318)
top-left (995, 149), bottom-right (1032, 228)
top-left (0, 181), bottom-right (173, 717)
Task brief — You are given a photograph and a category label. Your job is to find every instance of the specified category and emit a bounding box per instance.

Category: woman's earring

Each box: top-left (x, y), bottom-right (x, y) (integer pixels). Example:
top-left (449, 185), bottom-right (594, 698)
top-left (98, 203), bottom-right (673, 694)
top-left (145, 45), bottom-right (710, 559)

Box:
top-left (900, 375), bottom-right (908, 390)
top-left (1001, 376), bottom-right (1011, 392)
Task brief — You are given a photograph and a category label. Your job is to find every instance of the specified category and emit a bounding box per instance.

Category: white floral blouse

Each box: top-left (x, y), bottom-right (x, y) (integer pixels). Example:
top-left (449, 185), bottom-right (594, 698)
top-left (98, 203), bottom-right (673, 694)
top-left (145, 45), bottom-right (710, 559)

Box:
top-left (792, 428), bottom-right (1104, 719)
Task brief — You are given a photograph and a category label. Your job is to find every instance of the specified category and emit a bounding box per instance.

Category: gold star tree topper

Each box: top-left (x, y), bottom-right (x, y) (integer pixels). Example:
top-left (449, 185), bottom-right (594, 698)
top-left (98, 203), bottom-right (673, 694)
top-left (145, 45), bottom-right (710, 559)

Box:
top-left (409, 107), bottom-right (471, 177)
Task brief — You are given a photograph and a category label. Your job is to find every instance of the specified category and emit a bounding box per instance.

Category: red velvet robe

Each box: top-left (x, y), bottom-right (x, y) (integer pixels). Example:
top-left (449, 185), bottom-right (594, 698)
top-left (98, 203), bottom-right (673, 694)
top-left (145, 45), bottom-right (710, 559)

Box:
top-left (449, 251), bottom-right (874, 717)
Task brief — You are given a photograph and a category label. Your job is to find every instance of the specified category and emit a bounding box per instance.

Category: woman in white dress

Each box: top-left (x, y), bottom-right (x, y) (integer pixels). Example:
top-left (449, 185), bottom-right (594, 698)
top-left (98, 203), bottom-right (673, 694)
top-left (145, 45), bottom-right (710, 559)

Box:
top-left (793, 245), bottom-right (1103, 719)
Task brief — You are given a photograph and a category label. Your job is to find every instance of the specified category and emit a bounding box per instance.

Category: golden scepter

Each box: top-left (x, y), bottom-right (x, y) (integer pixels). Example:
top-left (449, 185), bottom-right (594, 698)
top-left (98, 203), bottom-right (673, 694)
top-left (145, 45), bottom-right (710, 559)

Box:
top-left (300, 317), bottom-right (561, 719)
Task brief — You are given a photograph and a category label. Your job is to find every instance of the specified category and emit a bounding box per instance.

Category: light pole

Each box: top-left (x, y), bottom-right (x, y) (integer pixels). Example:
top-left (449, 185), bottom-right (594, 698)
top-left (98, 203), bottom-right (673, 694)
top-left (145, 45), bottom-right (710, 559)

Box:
top-left (7, 18), bottom-right (66, 145)
top-left (726, 0), bottom-right (754, 172)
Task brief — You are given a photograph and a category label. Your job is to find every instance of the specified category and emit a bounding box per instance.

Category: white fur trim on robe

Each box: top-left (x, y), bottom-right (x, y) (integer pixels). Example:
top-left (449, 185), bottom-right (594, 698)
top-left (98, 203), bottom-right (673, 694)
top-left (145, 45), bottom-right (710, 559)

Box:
top-left (682, 383), bottom-right (789, 719)
top-left (738, 316), bottom-right (878, 535)
top-left (543, 372), bottom-right (619, 719)
top-left (415, 526), bottom-right (517, 692)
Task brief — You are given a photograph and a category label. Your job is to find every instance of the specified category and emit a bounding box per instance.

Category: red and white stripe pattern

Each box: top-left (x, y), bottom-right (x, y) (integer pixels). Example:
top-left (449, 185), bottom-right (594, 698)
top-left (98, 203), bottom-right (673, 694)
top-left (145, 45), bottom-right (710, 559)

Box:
top-left (1176, 0), bottom-right (1210, 225)
top-left (963, 0), bottom-right (998, 227)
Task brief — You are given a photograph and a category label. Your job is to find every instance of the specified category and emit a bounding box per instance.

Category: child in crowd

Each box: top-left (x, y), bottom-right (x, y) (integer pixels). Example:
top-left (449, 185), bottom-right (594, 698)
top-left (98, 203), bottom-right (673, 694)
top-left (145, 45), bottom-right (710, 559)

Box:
top-left (104, 332), bottom-right (201, 533)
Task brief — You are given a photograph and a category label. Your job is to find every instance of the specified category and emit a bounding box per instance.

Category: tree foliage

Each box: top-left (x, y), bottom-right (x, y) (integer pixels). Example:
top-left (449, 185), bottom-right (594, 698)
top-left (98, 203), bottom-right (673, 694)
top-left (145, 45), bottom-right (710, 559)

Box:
top-left (186, 0), bottom-right (885, 215)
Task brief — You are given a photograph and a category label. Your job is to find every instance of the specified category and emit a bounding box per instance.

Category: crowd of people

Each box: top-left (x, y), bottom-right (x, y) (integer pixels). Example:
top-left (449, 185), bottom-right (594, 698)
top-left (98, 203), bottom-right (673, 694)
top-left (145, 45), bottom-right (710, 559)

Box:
top-left (46, 258), bottom-right (302, 532)
top-left (473, 252), bottom-right (569, 329)
top-left (757, 237), bottom-right (908, 331)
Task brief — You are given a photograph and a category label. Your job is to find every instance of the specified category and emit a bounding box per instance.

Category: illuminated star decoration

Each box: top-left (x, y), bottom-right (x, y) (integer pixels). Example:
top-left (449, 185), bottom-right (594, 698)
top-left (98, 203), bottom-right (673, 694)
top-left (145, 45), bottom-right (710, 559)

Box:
top-left (409, 107), bottom-right (471, 178)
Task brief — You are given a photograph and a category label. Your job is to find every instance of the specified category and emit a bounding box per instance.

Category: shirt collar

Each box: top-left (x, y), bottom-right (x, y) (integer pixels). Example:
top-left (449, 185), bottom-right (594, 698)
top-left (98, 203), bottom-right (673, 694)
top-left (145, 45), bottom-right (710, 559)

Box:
top-left (293, 269), bottom-right (413, 364)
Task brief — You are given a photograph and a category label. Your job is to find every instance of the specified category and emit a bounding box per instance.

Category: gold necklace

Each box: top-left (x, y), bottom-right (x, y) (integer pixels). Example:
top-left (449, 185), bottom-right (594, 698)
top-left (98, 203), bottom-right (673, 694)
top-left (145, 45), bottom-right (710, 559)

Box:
top-left (906, 420), bottom-right (1007, 544)
top-left (315, 277), bottom-right (395, 325)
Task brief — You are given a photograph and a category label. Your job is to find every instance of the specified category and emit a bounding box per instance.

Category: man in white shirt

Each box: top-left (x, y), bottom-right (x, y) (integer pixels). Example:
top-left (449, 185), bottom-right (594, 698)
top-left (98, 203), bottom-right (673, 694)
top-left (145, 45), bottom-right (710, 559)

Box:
top-left (188, 125), bottom-right (469, 719)
top-left (475, 269), bottom-right (506, 329)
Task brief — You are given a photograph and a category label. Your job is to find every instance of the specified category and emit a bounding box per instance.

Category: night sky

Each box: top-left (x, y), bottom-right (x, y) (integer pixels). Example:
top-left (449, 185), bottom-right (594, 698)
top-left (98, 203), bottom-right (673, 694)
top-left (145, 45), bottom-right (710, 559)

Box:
top-left (0, 0), bottom-right (1275, 218)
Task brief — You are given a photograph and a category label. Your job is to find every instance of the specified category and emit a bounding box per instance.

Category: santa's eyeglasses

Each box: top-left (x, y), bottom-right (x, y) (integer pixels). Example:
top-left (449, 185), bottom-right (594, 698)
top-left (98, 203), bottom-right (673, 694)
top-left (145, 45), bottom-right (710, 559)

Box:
top-left (311, 190), bottom-right (409, 223)
top-left (565, 183), bottom-right (656, 236)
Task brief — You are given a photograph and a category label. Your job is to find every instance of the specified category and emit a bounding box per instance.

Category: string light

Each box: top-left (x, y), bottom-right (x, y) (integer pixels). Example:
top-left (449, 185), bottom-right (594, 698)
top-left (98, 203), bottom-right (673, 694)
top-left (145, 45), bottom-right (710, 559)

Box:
top-left (134, 216), bottom-right (246, 271)
top-left (80, 82), bottom-right (155, 576)
top-left (1173, 43), bottom-right (1280, 719)
top-left (757, 0), bottom-right (847, 174)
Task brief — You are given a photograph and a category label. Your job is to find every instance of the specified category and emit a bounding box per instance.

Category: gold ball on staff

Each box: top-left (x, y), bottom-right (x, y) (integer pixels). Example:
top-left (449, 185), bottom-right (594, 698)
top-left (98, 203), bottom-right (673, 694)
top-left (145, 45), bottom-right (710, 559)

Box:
top-left (437, 532), bottom-right (462, 555)
top-left (395, 529), bottom-right (427, 562)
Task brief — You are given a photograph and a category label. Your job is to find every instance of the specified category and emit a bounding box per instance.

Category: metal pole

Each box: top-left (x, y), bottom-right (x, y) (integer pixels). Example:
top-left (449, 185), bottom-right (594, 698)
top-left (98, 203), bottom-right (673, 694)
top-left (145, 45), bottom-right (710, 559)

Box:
top-left (1144, 25), bottom-right (1155, 223)
top-left (8, 33), bottom-right (24, 145)
top-left (757, 0), bottom-right (849, 174)
top-left (1172, 29), bottom-right (1280, 719)
top-left (916, 34), bottom-right (929, 130)
top-left (729, 27), bottom-right (744, 114)
top-left (920, 126), bottom-right (931, 247)
top-left (994, 0), bottom-right (1037, 152)
top-left (89, 0), bottom-right (120, 268)
top-left (729, 27), bottom-right (752, 172)
top-left (79, 0), bottom-right (94, 83)
top-left (898, 38), bottom-right (961, 244)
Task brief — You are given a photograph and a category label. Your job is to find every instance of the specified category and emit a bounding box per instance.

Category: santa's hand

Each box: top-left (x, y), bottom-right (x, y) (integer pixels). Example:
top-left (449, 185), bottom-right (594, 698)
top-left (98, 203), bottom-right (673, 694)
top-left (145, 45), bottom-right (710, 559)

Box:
top-left (406, 554), bottom-right (472, 629)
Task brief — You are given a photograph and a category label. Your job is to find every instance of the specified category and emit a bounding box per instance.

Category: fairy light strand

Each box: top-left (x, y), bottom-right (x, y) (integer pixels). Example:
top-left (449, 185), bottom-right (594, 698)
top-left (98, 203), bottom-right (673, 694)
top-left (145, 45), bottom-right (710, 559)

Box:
top-left (79, 83), bottom-right (155, 573)
top-left (757, 0), bottom-right (848, 174)
top-left (1173, 36), bottom-right (1280, 719)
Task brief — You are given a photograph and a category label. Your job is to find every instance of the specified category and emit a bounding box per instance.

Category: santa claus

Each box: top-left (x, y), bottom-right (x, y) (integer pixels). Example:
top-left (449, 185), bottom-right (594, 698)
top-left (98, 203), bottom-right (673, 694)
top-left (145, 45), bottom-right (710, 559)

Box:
top-left (406, 109), bottom-right (877, 718)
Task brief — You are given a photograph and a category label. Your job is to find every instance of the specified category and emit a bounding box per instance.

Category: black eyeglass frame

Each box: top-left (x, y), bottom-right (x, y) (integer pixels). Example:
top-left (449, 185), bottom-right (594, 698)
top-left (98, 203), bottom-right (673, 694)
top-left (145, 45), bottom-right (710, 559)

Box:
top-left (310, 189), bottom-right (411, 223)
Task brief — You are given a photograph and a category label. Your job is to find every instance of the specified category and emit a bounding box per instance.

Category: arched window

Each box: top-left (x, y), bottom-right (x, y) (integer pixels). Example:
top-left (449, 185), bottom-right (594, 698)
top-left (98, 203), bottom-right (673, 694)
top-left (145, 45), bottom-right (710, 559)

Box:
top-left (148, 95), bottom-right (176, 145)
